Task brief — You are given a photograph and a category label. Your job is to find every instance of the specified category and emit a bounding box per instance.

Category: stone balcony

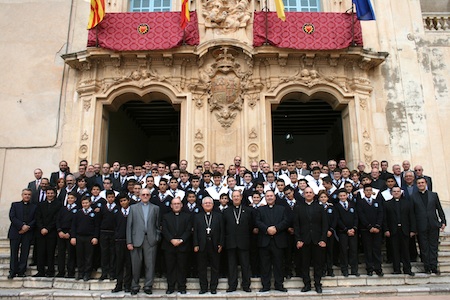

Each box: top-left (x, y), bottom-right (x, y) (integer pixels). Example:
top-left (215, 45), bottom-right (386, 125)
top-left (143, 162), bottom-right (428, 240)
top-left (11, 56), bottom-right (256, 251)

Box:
top-left (423, 13), bottom-right (450, 32)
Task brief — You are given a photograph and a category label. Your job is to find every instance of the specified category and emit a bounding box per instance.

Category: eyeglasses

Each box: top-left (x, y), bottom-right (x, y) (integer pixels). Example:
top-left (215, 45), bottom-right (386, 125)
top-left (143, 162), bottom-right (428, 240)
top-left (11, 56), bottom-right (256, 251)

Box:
top-left (141, 193), bottom-right (150, 196)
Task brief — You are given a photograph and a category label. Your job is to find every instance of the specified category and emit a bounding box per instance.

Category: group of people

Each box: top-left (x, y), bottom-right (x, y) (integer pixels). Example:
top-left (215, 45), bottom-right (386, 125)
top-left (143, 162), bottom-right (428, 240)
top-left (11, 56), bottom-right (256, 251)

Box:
top-left (8, 157), bottom-right (446, 295)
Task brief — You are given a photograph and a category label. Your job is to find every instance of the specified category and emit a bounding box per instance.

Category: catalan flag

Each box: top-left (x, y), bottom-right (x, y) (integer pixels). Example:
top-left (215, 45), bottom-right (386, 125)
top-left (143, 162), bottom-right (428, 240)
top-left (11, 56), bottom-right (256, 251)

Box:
top-left (274, 0), bottom-right (286, 21)
top-left (181, 0), bottom-right (190, 29)
top-left (87, 0), bottom-right (105, 29)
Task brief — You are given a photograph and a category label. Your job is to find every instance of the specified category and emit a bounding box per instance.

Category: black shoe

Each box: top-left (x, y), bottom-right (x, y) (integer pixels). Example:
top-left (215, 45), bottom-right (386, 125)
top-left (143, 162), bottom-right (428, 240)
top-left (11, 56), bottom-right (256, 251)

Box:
top-left (375, 270), bottom-right (384, 277)
top-left (144, 288), bottom-right (152, 294)
top-left (259, 288), bottom-right (270, 292)
top-left (210, 290), bottom-right (217, 294)
top-left (351, 272), bottom-right (360, 277)
top-left (367, 271), bottom-right (373, 276)
top-left (166, 289), bottom-right (174, 294)
top-left (315, 285), bottom-right (323, 294)
top-left (99, 274), bottom-right (108, 281)
top-left (342, 271), bottom-right (349, 277)
top-left (179, 290), bottom-right (187, 294)
top-left (7, 274), bottom-right (14, 279)
top-left (275, 287), bottom-right (287, 292)
top-left (393, 271), bottom-right (401, 275)
top-left (32, 273), bottom-right (45, 277)
top-left (226, 288), bottom-right (236, 293)
top-left (406, 271), bottom-right (415, 276)
top-left (243, 287), bottom-right (252, 292)
top-left (111, 287), bottom-right (122, 293)
top-left (432, 269), bottom-right (441, 275)
top-left (425, 269), bottom-right (432, 274)
top-left (327, 270), bottom-right (335, 277)
top-left (17, 274), bottom-right (26, 278)
top-left (131, 289), bottom-right (139, 295)
top-left (83, 275), bottom-right (90, 281)
top-left (199, 290), bottom-right (207, 294)
top-left (55, 273), bottom-right (65, 278)
top-left (301, 285), bottom-right (311, 292)
top-left (124, 287), bottom-right (131, 293)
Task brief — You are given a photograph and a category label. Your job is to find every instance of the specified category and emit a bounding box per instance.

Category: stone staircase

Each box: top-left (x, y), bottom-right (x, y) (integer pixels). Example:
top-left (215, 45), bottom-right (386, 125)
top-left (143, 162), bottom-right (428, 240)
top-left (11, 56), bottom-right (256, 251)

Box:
top-left (0, 233), bottom-right (449, 299)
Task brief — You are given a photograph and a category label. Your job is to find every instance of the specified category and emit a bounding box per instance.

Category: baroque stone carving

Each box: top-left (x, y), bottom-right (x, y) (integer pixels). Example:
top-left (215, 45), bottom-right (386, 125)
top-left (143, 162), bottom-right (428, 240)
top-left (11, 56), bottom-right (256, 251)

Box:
top-left (81, 131), bottom-right (89, 141)
top-left (83, 98), bottom-right (91, 112)
top-left (202, 0), bottom-right (251, 33)
top-left (202, 47), bottom-right (253, 128)
top-left (194, 143), bottom-right (205, 153)
top-left (195, 129), bottom-right (204, 140)
top-left (99, 68), bottom-right (171, 93)
top-left (249, 128), bottom-right (257, 139)
top-left (248, 143), bottom-right (259, 153)
top-left (194, 156), bottom-right (204, 166)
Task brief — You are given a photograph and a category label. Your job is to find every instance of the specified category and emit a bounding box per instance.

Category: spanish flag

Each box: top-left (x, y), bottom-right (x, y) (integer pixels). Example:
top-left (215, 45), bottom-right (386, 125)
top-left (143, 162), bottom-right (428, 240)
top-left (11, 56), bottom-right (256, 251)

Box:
top-left (87, 0), bottom-right (106, 29)
top-left (274, 0), bottom-right (286, 21)
top-left (181, 0), bottom-right (190, 29)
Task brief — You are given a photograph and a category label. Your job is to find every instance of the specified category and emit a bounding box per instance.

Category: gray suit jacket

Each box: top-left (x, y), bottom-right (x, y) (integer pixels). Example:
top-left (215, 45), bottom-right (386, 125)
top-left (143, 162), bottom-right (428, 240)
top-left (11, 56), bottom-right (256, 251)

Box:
top-left (126, 202), bottom-right (161, 247)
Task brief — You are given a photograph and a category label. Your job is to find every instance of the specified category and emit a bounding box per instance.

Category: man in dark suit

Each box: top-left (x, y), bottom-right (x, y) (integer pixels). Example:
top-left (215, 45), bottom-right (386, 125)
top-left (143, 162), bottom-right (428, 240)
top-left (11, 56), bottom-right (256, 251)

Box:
top-left (50, 160), bottom-right (70, 187)
top-left (193, 197), bottom-right (224, 294)
top-left (28, 168), bottom-right (43, 202)
top-left (383, 186), bottom-right (416, 275)
top-left (294, 187), bottom-right (328, 293)
top-left (413, 165), bottom-right (433, 191)
top-left (8, 189), bottom-right (37, 279)
top-left (357, 184), bottom-right (384, 276)
top-left (162, 197), bottom-right (192, 294)
top-left (255, 190), bottom-right (289, 293)
top-left (411, 177), bottom-right (446, 274)
top-left (126, 188), bottom-right (161, 295)
top-left (222, 190), bottom-right (252, 293)
top-left (33, 187), bottom-right (62, 277)
top-left (401, 170), bottom-right (419, 261)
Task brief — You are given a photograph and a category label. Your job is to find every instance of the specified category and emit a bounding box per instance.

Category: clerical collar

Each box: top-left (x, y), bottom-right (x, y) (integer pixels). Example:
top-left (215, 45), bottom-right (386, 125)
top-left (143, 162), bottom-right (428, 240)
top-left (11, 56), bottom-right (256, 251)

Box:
top-left (206, 212), bottom-right (211, 215)
top-left (268, 205), bottom-right (274, 208)
top-left (175, 212), bottom-right (180, 215)
top-left (235, 205), bottom-right (240, 209)
top-left (305, 200), bottom-right (313, 205)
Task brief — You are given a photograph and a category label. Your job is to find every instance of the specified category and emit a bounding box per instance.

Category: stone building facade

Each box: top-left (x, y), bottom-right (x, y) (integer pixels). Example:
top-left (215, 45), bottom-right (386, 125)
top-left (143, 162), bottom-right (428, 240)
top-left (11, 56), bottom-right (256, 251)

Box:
top-left (0, 0), bottom-right (449, 233)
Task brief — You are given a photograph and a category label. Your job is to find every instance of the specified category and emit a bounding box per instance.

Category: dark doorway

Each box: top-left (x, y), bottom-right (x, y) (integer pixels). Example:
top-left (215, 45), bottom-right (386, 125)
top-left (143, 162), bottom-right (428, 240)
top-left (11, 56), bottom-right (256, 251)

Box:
top-left (107, 100), bottom-right (180, 165)
top-left (272, 99), bottom-right (344, 163)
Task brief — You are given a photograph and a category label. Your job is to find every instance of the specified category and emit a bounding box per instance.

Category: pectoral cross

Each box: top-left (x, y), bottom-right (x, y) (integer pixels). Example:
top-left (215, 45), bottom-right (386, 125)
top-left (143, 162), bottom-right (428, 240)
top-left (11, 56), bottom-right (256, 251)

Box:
top-left (206, 227), bottom-right (211, 235)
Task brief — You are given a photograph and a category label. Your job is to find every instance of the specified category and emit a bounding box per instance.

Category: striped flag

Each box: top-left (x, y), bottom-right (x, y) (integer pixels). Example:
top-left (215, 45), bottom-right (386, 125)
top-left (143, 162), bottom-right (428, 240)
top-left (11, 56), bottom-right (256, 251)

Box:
top-left (181, 0), bottom-right (190, 29)
top-left (87, 0), bottom-right (105, 29)
top-left (352, 0), bottom-right (375, 20)
top-left (274, 0), bottom-right (286, 21)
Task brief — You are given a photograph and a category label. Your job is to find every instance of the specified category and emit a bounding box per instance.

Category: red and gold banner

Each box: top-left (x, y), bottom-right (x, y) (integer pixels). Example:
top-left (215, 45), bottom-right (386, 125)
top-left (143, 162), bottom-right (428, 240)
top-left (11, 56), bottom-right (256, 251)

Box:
top-left (253, 12), bottom-right (363, 50)
top-left (87, 12), bottom-right (199, 51)
top-left (181, 0), bottom-right (190, 29)
top-left (87, 0), bottom-right (105, 29)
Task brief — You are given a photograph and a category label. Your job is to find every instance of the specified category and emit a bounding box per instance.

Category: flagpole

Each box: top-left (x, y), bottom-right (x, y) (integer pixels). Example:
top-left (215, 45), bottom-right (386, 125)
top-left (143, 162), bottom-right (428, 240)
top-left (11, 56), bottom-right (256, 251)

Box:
top-left (96, 25), bottom-right (99, 47)
top-left (264, 0), bottom-right (269, 45)
top-left (351, 3), bottom-right (356, 46)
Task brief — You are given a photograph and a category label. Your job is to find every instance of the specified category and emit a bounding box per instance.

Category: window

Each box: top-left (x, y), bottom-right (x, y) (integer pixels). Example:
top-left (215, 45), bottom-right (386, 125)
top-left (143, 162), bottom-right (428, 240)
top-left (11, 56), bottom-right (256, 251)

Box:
top-left (130, 0), bottom-right (171, 12)
top-left (283, 0), bottom-right (320, 12)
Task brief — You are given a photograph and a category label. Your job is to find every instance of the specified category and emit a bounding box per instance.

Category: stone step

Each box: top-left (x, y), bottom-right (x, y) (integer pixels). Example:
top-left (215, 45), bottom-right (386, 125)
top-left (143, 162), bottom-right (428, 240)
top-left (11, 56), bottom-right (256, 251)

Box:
top-left (1, 273), bottom-right (449, 291)
top-left (0, 283), bottom-right (448, 299)
top-left (1, 261), bottom-right (449, 278)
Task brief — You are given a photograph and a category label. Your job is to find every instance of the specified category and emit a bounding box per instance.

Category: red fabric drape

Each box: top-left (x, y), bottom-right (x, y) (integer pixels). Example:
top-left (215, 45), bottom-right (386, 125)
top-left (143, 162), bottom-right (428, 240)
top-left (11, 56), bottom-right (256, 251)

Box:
top-left (253, 12), bottom-right (363, 50)
top-left (87, 12), bottom-right (199, 51)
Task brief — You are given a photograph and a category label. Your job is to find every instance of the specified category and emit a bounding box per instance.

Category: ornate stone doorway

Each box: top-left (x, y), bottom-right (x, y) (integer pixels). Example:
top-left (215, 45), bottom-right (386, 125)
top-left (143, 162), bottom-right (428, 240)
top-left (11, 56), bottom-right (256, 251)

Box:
top-left (106, 99), bottom-right (180, 164)
top-left (272, 98), bottom-right (344, 163)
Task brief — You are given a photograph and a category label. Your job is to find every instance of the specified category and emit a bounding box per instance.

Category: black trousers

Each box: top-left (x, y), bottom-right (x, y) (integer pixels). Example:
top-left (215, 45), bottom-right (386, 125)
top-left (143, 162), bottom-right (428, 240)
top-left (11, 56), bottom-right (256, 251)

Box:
top-left (325, 235), bottom-right (335, 273)
top-left (155, 241), bottom-right (166, 276)
top-left (390, 230), bottom-right (412, 273)
top-left (249, 234), bottom-right (260, 276)
top-left (227, 248), bottom-right (251, 290)
top-left (76, 235), bottom-right (94, 275)
top-left (36, 230), bottom-right (57, 275)
top-left (57, 234), bottom-right (76, 275)
top-left (9, 232), bottom-right (33, 276)
top-left (259, 239), bottom-right (285, 290)
top-left (100, 231), bottom-right (116, 277)
top-left (417, 228), bottom-right (440, 271)
top-left (300, 243), bottom-right (325, 287)
top-left (338, 232), bottom-right (358, 273)
top-left (197, 239), bottom-right (220, 291)
top-left (409, 235), bottom-right (419, 262)
top-left (360, 230), bottom-right (382, 272)
top-left (165, 250), bottom-right (188, 291)
top-left (115, 240), bottom-right (132, 289)
top-left (284, 234), bottom-right (297, 276)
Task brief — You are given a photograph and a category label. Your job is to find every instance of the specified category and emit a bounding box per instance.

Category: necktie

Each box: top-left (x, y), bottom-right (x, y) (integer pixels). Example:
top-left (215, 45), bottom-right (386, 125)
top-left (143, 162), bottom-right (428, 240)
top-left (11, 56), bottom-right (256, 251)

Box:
top-left (109, 204), bottom-right (112, 210)
top-left (40, 191), bottom-right (45, 202)
top-left (344, 202), bottom-right (347, 210)
top-left (123, 209), bottom-right (128, 216)
top-left (67, 204), bottom-right (72, 210)
top-left (216, 186), bottom-right (220, 193)
top-left (316, 180), bottom-right (320, 187)
top-left (84, 209), bottom-right (88, 214)
top-left (367, 198), bottom-right (372, 205)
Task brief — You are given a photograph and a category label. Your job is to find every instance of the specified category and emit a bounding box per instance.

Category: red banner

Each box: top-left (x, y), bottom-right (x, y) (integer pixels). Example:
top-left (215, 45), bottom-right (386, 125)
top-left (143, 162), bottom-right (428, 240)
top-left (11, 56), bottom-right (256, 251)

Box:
top-left (253, 12), bottom-right (363, 50)
top-left (87, 12), bottom-right (199, 51)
